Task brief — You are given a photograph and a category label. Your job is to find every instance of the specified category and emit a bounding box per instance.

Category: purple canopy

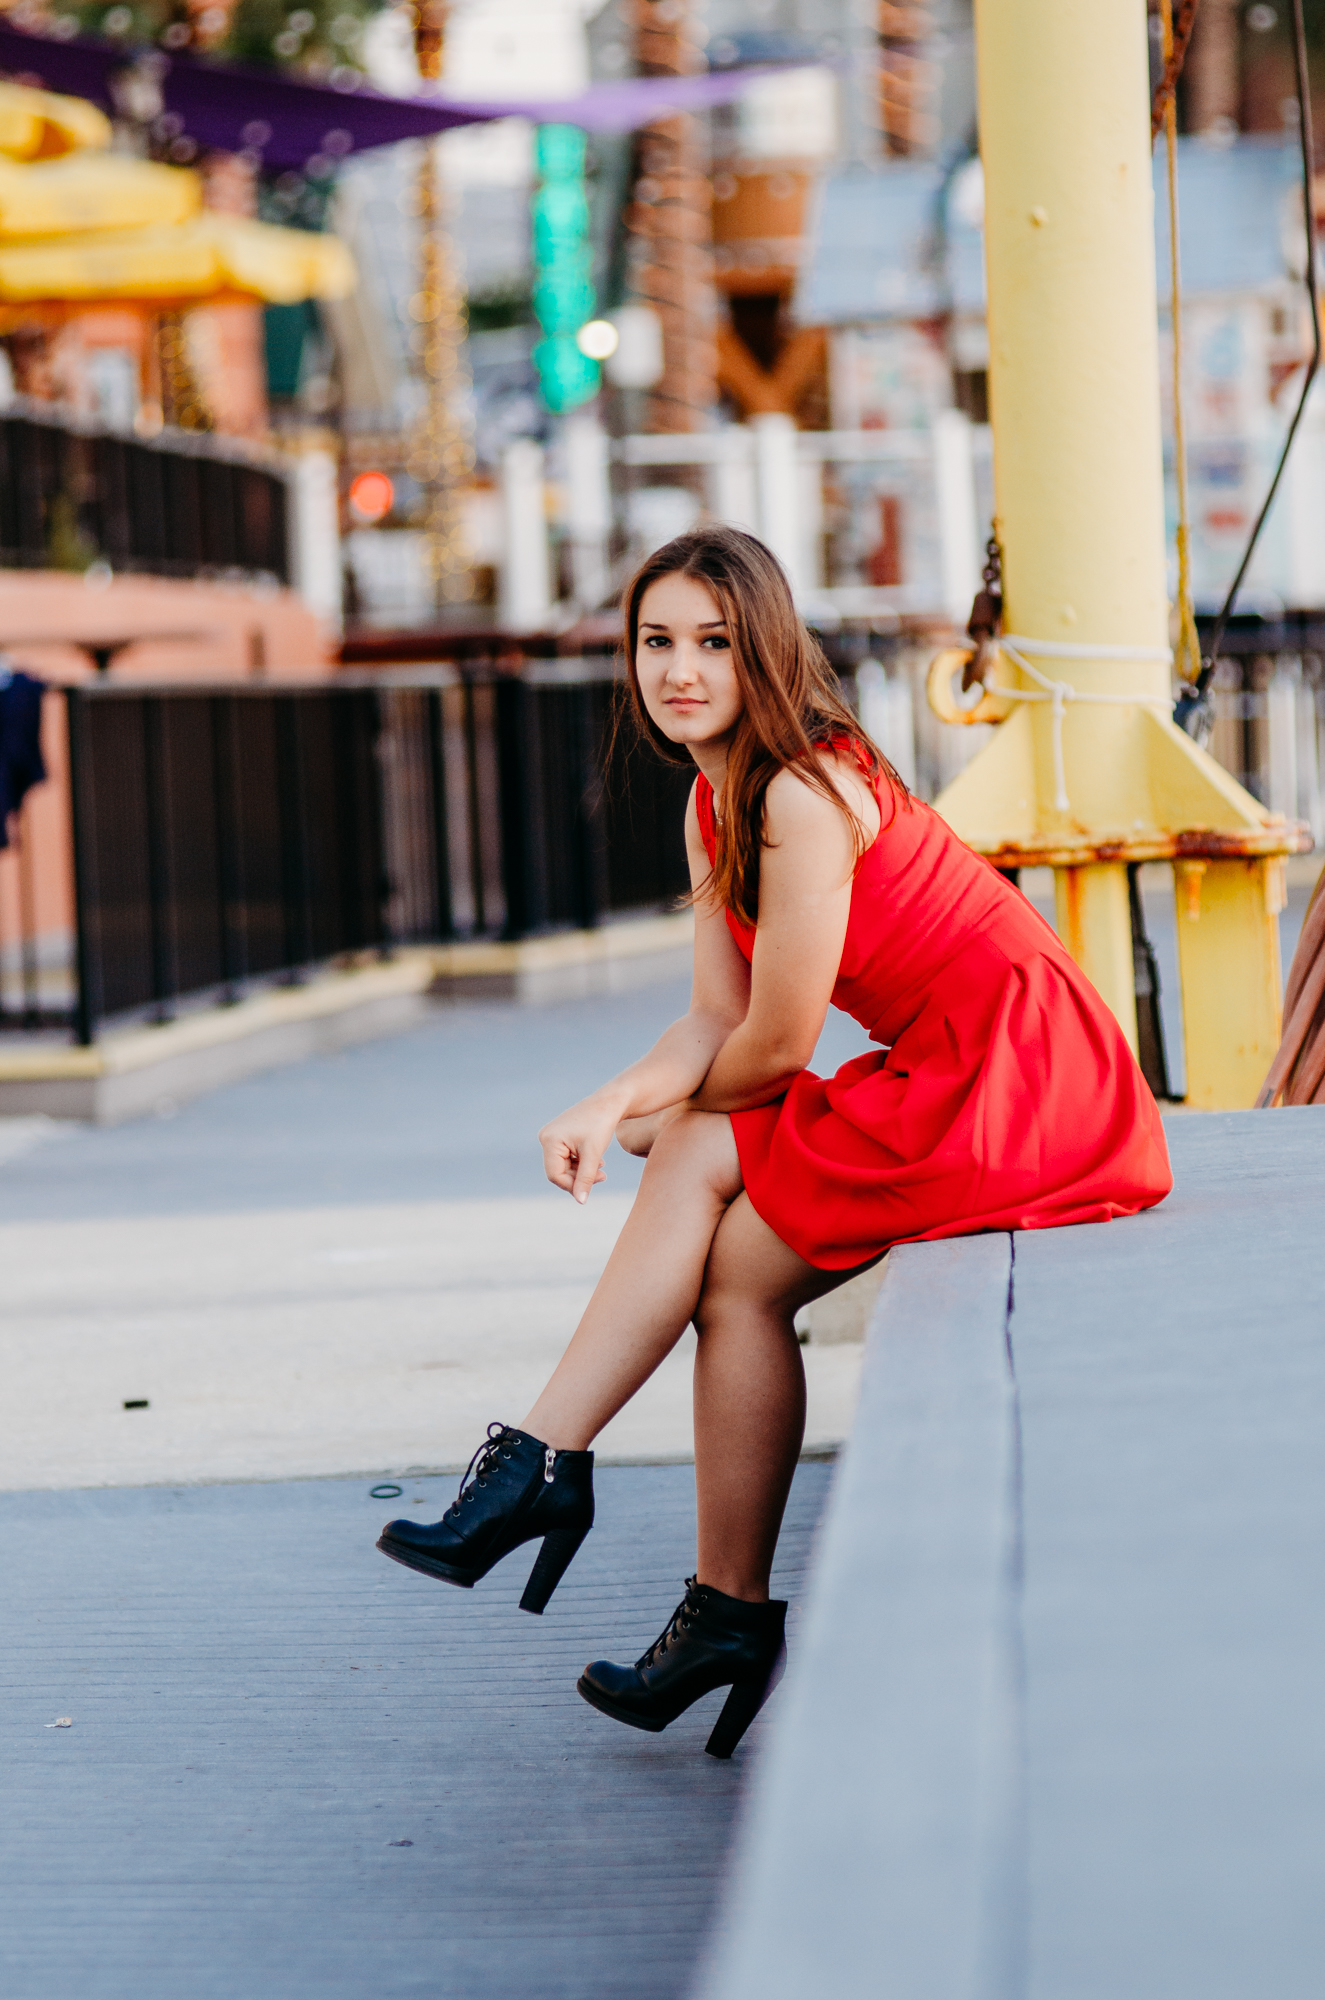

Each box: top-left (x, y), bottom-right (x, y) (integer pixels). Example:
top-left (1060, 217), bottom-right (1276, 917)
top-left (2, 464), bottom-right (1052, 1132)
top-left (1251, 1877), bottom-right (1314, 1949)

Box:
top-left (0, 19), bottom-right (768, 172)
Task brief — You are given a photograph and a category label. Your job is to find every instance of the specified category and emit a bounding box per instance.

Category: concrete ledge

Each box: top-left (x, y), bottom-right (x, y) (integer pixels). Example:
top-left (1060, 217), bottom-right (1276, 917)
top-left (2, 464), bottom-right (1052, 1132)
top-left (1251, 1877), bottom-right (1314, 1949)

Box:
top-left (428, 910), bottom-right (693, 1002)
top-left (0, 911), bottom-right (694, 1121)
top-left (705, 1115), bottom-right (1325, 1998)
top-left (699, 1233), bottom-right (1019, 2000)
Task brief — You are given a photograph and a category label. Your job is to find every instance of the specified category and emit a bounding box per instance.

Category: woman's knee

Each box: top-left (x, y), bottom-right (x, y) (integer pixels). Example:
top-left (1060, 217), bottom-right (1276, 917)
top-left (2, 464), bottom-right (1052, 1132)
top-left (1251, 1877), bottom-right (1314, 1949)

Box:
top-left (694, 1195), bottom-right (827, 1336)
top-left (642, 1107), bottom-right (741, 1198)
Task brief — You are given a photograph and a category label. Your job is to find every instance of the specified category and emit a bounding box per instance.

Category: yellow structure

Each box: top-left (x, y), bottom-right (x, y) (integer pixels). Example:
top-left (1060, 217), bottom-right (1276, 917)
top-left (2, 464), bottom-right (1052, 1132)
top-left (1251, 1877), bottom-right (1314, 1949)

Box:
top-left (0, 214), bottom-right (354, 307)
top-left (0, 153), bottom-right (200, 237)
top-left (0, 79), bottom-right (110, 160)
top-left (0, 81), bottom-right (353, 310)
top-left (930, 0), bottom-right (1308, 1110)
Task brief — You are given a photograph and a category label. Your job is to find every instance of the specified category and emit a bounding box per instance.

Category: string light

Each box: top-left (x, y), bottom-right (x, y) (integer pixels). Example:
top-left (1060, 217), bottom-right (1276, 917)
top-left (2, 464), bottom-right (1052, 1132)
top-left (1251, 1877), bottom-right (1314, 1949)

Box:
top-left (157, 308), bottom-right (213, 432)
top-left (408, 0), bottom-right (474, 610)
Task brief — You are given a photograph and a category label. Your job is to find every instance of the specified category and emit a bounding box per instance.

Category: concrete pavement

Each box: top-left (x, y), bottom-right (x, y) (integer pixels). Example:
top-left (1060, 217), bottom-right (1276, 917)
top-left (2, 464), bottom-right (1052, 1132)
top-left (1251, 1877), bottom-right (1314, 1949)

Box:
top-left (0, 977), bottom-right (871, 1489)
top-left (0, 980), bottom-right (857, 1998)
top-left (0, 1459), bottom-right (831, 2000)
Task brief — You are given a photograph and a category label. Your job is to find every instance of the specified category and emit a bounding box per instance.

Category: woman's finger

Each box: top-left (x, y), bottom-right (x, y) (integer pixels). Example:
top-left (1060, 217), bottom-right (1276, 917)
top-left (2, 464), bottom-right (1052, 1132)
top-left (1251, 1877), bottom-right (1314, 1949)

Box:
top-left (540, 1120), bottom-right (613, 1198)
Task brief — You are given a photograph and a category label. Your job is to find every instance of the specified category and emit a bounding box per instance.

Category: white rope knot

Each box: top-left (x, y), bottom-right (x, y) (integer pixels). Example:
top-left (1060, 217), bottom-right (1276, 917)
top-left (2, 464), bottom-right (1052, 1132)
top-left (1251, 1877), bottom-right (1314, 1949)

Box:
top-left (991, 635), bottom-right (1173, 813)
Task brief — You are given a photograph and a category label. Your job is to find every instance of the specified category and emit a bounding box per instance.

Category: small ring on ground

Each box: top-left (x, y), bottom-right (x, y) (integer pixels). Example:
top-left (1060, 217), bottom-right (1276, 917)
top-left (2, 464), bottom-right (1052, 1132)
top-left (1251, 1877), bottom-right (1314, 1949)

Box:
top-left (370, 1483), bottom-right (403, 1499)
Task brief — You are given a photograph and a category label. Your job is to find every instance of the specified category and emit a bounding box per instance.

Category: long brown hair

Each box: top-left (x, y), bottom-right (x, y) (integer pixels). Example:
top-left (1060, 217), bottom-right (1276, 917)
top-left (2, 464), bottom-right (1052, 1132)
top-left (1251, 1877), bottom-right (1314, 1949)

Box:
top-left (622, 524), bottom-right (906, 926)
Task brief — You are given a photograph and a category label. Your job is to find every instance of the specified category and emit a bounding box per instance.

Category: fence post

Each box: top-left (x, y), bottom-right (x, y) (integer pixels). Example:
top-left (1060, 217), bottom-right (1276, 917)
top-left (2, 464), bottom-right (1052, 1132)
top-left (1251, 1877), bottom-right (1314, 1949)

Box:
top-left (426, 687), bottom-right (455, 940)
top-left (753, 413), bottom-right (804, 595)
top-left (140, 695), bottom-right (176, 1022)
top-left (707, 426), bottom-right (758, 533)
top-left (64, 687), bottom-right (97, 1047)
top-left (361, 690), bottom-right (391, 954)
top-left (499, 439), bottom-right (553, 629)
top-left (932, 408), bottom-right (982, 625)
top-left (1266, 658), bottom-right (1300, 823)
top-left (856, 658), bottom-right (918, 791)
top-left (457, 675), bottom-right (489, 935)
top-left (570, 681), bottom-right (609, 931)
top-left (210, 694), bottom-right (245, 1001)
top-left (494, 674), bottom-right (539, 938)
top-left (564, 412), bottom-right (612, 611)
top-left (274, 695), bottom-right (313, 978)
top-left (1298, 667), bottom-right (1323, 843)
top-left (286, 445), bottom-right (342, 632)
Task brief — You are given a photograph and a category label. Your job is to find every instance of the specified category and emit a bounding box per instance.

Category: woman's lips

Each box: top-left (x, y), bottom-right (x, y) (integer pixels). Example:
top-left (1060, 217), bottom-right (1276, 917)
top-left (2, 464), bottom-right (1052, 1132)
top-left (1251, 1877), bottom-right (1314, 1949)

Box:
top-left (666, 698), bottom-right (703, 710)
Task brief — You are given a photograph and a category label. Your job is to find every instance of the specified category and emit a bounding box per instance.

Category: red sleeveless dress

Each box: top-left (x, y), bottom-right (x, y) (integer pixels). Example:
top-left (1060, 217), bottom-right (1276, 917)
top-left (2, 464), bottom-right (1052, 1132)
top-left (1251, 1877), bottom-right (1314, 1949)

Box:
top-left (695, 765), bottom-right (1172, 1270)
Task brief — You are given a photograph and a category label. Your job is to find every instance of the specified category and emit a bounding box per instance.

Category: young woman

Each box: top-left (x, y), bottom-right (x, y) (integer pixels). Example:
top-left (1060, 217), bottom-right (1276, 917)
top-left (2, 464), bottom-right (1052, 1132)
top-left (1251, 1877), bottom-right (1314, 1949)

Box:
top-left (378, 526), bottom-right (1172, 1758)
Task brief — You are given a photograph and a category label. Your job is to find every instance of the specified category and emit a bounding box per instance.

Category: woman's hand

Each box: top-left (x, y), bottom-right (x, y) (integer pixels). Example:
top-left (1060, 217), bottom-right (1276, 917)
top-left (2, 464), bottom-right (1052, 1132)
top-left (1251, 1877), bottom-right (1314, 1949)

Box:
top-left (539, 1092), bottom-right (626, 1203)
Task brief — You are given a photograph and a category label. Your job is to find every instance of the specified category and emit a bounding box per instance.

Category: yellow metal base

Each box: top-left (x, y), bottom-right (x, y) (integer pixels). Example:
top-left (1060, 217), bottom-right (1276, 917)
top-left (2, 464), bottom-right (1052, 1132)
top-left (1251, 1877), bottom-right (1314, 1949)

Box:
top-left (1173, 858), bottom-right (1285, 1111)
top-left (937, 703), bottom-right (1309, 865)
top-left (935, 701), bottom-right (1309, 1110)
top-left (1054, 864), bottom-right (1138, 1056)
top-left (947, 0), bottom-right (1310, 1114)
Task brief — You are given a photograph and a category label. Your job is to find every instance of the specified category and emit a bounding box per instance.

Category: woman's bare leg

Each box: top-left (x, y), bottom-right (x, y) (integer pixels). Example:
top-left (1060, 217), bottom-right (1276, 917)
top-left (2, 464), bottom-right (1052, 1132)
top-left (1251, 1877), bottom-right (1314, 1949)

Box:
top-left (521, 1109), bottom-right (743, 1451)
top-left (522, 1109), bottom-right (874, 1600)
top-left (692, 1198), bottom-right (874, 1602)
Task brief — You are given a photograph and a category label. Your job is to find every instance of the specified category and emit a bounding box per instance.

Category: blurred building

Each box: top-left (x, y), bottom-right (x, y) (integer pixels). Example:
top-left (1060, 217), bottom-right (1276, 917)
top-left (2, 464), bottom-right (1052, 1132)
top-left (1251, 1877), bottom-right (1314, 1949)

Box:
top-left (701, 0), bottom-right (974, 431)
top-left (336, 0), bottom-right (985, 623)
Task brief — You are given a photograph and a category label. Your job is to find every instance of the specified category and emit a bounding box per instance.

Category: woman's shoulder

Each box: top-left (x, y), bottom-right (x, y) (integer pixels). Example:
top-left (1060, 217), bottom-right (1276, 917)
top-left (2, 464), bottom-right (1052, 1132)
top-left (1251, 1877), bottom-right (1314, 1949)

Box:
top-left (764, 759), bottom-right (837, 823)
top-left (765, 744), bottom-right (883, 842)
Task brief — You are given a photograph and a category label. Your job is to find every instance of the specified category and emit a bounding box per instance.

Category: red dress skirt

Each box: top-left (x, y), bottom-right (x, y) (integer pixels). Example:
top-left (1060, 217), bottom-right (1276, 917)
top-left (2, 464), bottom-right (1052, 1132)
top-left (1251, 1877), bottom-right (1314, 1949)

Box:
top-left (696, 770), bottom-right (1172, 1271)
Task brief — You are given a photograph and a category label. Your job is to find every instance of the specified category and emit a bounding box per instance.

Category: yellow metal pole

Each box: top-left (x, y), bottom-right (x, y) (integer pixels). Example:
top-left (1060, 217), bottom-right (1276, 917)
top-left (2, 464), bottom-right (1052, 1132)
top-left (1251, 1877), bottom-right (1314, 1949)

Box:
top-left (931, 0), bottom-right (1307, 1105)
top-left (1054, 866), bottom-right (1137, 1049)
top-left (972, 0), bottom-right (1169, 1052)
top-left (1174, 858), bottom-right (1285, 1109)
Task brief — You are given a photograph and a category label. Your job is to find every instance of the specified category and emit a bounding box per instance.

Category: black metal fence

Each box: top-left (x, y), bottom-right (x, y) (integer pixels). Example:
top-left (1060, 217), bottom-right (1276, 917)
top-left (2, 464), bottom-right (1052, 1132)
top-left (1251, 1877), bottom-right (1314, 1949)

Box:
top-left (62, 663), bottom-right (692, 1041)
top-left (0, 402), bottom-right (289, 582)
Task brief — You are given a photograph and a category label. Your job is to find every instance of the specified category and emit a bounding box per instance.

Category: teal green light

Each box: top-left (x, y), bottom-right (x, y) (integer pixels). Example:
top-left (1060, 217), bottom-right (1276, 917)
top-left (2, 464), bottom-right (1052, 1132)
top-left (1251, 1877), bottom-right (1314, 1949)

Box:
top-left (531, 122), bottom-right (600, 415)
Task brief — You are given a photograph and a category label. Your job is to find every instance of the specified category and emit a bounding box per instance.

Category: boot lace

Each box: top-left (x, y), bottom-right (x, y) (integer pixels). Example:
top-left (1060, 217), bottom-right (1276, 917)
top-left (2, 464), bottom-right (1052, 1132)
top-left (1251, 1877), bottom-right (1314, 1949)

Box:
top-left (638, 1578), bottom-right (704, 1669)
top-left (444, 1423), bottom-right (520, 1521)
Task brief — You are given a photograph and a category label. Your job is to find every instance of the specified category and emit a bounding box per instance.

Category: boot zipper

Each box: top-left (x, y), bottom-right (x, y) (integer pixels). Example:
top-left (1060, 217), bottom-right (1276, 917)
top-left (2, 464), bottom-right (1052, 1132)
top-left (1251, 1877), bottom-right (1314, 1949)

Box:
top-left (544, 1446), bottom-right (556, 1483)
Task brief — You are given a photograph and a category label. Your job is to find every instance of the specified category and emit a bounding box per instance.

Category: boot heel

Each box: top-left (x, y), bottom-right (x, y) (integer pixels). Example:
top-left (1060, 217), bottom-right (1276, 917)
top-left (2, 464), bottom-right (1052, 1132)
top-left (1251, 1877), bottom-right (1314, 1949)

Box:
top-left (519, 1527), bottom-right (588, 1615)
top-left (705, 1674), bottom-right (770, 1760)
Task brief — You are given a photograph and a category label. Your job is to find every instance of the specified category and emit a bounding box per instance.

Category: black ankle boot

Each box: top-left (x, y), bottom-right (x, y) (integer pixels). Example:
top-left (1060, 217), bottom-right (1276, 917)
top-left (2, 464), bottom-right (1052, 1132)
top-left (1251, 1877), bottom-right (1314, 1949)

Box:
top-left (577, 1578), bottom-right (787, 1758)
top-left (376, 1423), bottom-right (594, 1614)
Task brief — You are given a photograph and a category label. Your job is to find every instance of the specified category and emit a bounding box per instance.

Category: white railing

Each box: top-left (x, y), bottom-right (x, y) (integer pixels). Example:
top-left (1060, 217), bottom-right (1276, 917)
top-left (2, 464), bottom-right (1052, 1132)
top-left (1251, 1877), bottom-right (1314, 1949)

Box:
top-left (494, 411), bottom-right (994, 635)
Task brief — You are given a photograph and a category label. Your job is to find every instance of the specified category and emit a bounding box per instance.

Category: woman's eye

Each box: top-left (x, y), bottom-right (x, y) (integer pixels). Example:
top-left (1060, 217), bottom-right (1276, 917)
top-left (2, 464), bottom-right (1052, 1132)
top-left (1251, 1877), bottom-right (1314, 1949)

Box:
top-left (701, 635), bottom-right (730, 649)
top-left (643, 634), bottom-right (670, 648)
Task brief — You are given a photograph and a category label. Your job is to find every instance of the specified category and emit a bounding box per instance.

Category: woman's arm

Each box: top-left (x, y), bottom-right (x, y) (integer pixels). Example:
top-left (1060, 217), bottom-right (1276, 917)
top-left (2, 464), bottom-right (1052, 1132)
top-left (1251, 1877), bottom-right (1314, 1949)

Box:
top-left (539, 783), bottom-right (751, 1201)
top-left (690, 761), bottom-right (864, 1115)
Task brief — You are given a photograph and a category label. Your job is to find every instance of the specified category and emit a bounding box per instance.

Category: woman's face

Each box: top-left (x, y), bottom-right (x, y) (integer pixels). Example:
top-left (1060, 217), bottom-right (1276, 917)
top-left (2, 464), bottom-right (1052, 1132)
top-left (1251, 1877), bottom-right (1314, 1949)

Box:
top-left (635, 571), bottom-right (744, 755)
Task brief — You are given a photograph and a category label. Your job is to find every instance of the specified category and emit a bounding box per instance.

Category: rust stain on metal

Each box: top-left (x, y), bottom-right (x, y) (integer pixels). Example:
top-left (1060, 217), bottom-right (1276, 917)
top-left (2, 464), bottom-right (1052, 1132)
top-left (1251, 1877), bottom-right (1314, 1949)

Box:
top-left (970, 819), bottom-right (1313, 871)
top-left (1062, 866), bottom-right (1084, 959)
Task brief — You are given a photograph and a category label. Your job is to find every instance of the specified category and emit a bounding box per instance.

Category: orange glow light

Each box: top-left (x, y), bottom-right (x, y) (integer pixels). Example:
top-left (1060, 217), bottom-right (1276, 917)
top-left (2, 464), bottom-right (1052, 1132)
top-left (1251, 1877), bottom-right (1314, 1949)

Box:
top-left (348, 470), bottom-right (394, 523)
